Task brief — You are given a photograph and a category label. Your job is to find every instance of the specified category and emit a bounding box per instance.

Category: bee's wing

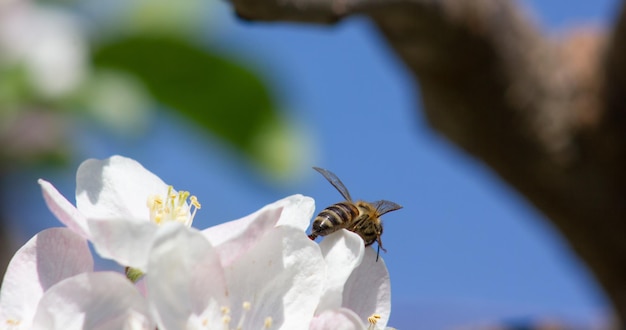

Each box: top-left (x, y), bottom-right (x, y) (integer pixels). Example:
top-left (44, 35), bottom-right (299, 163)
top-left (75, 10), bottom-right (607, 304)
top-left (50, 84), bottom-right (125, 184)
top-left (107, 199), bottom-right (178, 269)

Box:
top-left (371, 200), bottom-right (403, 216)
top-left (313, 167), bottom-right (353, 202)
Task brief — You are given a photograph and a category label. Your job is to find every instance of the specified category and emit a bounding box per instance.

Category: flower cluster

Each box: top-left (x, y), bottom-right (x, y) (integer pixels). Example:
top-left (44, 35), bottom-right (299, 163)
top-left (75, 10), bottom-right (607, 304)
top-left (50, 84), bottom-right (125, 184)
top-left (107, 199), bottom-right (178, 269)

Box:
top-left (0, 156), bottom-right (393, 329)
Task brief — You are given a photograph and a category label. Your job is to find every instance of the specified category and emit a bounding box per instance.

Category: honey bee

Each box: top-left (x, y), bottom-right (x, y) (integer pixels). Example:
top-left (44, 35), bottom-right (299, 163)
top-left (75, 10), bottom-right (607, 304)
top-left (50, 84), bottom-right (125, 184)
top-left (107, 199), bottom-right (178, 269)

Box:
top-left (308, 167), bottom-right (402, 261)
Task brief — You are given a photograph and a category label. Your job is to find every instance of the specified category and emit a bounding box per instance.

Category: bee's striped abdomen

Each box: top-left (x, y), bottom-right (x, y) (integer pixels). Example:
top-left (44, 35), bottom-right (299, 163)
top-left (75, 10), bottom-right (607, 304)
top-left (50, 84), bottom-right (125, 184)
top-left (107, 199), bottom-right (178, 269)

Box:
top-left (308, 202), bottom-right (359, 239)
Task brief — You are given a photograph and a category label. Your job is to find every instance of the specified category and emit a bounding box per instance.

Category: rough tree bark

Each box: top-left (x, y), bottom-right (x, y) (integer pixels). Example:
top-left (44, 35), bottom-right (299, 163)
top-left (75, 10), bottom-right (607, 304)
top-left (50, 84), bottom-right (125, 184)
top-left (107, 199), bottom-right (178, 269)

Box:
top-left (225, 0), bottom-right (626, 326)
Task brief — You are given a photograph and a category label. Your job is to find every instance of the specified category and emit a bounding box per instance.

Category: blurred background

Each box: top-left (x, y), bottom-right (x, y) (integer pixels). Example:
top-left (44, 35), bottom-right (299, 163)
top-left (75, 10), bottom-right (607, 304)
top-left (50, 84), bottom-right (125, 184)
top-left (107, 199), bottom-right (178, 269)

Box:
top-left (0, 0), bottom-right (619, 328)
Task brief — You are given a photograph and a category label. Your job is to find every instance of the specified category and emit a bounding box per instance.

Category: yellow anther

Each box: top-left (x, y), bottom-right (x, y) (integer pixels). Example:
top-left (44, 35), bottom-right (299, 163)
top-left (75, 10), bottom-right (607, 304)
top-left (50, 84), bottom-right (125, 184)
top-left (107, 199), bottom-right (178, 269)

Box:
top-left (190, 195), bottom-right (201, 208)
top-left (146, 185), bottom-right (200, 226)
top-left (368, 313), bottom-right (381, 324)
top-left (217, 300), bottom-right (272, 330)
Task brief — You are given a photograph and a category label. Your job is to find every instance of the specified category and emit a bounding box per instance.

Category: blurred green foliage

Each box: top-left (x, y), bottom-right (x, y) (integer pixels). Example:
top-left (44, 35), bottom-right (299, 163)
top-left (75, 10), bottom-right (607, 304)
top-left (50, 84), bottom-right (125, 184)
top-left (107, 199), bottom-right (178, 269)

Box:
top-left (92, 35), bottom-right (280, 161)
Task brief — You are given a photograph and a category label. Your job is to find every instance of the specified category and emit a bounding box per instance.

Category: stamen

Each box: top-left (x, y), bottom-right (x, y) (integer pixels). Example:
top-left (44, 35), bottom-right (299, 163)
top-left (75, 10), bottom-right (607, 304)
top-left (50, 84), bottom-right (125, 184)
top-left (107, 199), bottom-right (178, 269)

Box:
top-left (367, 313), bottom-right (381, 330)
top-left (236, 301), bottom-right (252, 330)
top-left (146, 185), bottom-right (200, 226)
top-left (214, 302), bottom-right (272, 330)
top-left (190, 195), bottom-right (201, 219)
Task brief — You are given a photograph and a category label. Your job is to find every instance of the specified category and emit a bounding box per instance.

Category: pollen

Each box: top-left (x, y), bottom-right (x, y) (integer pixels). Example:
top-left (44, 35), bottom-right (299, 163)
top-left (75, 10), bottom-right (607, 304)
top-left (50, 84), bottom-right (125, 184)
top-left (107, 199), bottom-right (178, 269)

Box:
top-left (264, 317), bottom-right (273, 328)
top-left (147, 185), bottom-right (200, 226)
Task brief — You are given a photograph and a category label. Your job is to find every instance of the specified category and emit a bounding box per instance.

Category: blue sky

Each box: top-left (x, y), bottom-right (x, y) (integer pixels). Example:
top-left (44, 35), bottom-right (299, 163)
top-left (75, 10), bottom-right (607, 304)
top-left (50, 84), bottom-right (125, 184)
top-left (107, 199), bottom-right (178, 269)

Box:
top-left (3, 0), bottom-right (619, 328)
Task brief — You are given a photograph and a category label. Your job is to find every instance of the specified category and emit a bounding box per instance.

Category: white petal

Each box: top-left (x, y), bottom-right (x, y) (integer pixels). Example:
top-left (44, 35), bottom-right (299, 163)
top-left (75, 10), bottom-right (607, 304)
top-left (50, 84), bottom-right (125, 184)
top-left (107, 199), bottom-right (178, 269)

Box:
top-left (224, 226), bottom-right (325, 330)
top-left (317, 230), bottom-right (364, 312)
top-left (203, 194), bottom-right (314, 267)
top-left (31, 272), bottom-right (153, 330)
top-left (38, 179), bottom-right (89, 238)
top-left (76, 155), bottom-right (168, 220)
top-left (0, 228), bottom-right (92, 328)
top-left (342, 248), bottom-right (391, 329)
top-left (309, 308), bottom-right (366, 330)
top-left (274, 194), bottom-right (316, 230)
top-left (146, 224), bottom-right (228, 330)
top-left (86, 218), bottom-right (158, 270)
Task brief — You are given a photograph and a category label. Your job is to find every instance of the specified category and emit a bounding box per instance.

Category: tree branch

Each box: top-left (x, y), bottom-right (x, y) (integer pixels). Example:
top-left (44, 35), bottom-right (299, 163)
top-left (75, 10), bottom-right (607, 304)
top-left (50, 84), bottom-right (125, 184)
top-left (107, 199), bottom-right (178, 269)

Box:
top-left (223, 0), bottom-right (626, 325)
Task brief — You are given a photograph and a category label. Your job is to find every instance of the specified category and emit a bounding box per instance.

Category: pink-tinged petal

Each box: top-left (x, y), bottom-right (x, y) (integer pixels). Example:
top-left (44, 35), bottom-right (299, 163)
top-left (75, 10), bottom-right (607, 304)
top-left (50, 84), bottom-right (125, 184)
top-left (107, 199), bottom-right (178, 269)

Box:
top-left (224, 226), bottom-right (325, 330)
top-left (317, 230), bottom-right (364, 312)
top-left (86, 218), bottom-right (158, 270)
top-left (309, 308), bottom-right (366, 330)
top-left (75, 155), bottom-right (168, 220)
top-left (38, 179), bottom-right (89, 238)
top-left (0, 228), bottom-right (93, 328)
top-left (342, 248), bottom-right (391, 329)
top-left (146, 224), bottom-right (228, 330)
top-left (203, 195), bottom-right (314, 267)
top-left (31, 272), bottom-right (153, 330)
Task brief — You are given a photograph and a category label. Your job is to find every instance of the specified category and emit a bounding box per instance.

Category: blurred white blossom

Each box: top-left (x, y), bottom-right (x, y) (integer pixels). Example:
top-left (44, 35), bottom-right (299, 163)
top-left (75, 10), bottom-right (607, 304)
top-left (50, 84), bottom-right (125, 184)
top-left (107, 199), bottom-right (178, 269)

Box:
top-left (0, 1), bottom-right (87, 98)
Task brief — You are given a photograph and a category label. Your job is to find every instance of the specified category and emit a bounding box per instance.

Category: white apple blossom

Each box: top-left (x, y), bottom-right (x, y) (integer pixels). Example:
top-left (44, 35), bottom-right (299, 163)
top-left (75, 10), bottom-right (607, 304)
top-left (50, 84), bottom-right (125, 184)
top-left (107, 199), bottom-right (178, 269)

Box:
top-left (38, 155), bottom-right (201, 271)
top-left (0, 228), bottom-right (153, 329)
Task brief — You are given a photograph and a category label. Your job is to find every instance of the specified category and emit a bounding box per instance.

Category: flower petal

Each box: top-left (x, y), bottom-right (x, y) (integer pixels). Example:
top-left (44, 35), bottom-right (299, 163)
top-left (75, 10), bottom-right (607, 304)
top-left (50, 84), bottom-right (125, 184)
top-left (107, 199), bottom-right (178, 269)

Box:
top-left (86, 217), bottom-right (158, 270)
top-left (309, 308), bottom-right (365, 330)
top-left (274, 194), bottom-right (316, 230)
top-left (342, 248), bottom-right (391, 329)
top-left (203, 194), bottom-right (314, 267)
top-left (224, 226), bottom-right (325, 330)
top-left (0, 228), bottom-right (93, 328)
top-left (38, 179), bottom-right (89, 238)
top-left (316, 230), bottom-right (364, 312)
top-left (146, 223), bottom-right (228, 330)
top-left (31, 272), bottom-right (153, 330)
top-left (75, 155), bottom-right (168, 220)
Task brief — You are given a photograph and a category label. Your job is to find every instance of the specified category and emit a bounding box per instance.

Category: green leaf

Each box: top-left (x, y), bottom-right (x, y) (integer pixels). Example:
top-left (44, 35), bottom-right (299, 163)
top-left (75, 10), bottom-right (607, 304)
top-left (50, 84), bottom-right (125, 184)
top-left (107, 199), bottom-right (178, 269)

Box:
top-left (92, 35), bottom-right (278, 158)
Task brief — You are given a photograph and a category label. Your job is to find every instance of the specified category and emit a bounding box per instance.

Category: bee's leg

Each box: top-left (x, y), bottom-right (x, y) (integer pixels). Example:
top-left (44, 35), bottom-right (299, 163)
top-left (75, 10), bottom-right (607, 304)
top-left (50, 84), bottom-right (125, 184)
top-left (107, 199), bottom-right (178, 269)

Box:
top-left (375, 234), bottom-right (387, 262)
top-left (376, 244), bottom-right (380, 262)
top-left (377, 233), bottom-right (387, 253)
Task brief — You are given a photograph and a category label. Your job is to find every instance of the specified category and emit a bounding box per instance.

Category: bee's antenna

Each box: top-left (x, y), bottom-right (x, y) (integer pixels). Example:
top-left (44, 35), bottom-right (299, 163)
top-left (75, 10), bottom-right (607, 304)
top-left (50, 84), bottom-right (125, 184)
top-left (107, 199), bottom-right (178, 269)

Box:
top-left (376, 244), bottom-right (380, 262)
